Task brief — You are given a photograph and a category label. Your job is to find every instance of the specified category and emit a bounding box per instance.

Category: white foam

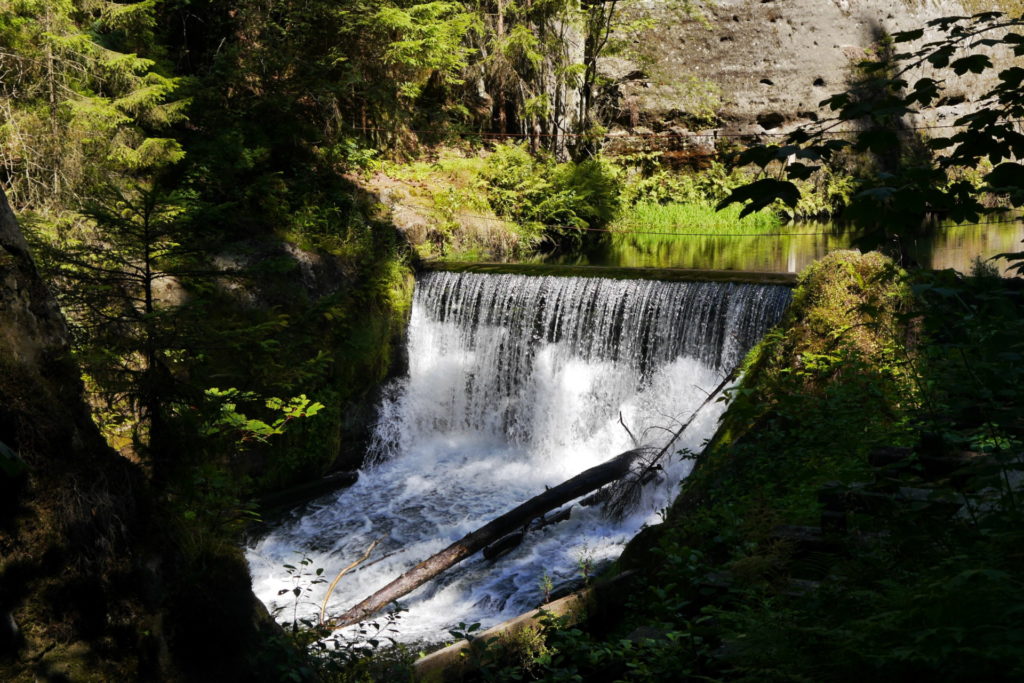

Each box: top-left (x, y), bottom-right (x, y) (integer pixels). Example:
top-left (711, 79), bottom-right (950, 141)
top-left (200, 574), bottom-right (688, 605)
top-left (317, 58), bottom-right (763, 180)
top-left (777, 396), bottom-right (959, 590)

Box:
top-left (246, 273), bottom-right (789, 643)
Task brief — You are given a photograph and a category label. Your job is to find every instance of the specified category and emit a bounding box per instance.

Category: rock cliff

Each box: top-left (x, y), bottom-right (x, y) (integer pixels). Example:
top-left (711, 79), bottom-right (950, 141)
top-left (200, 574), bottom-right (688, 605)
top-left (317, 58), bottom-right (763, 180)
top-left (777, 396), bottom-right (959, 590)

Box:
top-left (602, 0), bottom-right (1011, 140)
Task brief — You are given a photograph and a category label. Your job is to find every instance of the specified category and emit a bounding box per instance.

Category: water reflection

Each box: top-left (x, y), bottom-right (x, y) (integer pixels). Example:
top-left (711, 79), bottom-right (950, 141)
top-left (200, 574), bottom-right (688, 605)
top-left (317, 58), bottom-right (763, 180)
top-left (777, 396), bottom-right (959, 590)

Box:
top-left (906, 223), bottom-right (1024, 275)
top-left (544, 221), bottom-right (1024, 275)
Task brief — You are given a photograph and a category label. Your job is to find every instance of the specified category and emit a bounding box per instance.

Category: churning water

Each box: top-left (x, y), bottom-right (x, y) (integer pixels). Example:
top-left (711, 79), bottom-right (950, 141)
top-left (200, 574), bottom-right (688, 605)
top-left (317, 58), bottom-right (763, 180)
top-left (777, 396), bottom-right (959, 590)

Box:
top-left (247, 272), bottom-right (790, 642)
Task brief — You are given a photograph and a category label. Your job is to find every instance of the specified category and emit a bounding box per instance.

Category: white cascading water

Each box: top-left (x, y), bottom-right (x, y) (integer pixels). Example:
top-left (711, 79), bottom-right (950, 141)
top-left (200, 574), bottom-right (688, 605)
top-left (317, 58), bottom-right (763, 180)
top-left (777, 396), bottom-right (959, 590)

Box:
top-left (247, 272), bottom-right (791, 642)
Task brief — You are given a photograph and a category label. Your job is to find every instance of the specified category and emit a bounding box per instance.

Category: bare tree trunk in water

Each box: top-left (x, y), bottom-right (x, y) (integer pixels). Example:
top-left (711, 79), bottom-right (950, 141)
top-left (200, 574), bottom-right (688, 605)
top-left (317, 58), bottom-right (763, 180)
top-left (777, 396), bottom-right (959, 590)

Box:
top-left (329, 449), bottom-right (644, 628)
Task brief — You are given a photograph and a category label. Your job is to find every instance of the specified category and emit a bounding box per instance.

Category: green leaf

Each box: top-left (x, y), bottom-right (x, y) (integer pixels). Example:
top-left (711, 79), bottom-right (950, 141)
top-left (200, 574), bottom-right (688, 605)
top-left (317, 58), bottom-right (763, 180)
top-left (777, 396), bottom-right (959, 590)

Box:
top-left (928, 45), bottom-right (956, 68)
top-left (717, 178), bottom-right (800, 217)
top-left (786, 162), bottom-right (818, 181)
top-left (985, 162), bottom-right (1024, 190)
top-left (735, 145), bottom-right (782, 169)
top-left (950, 54), bottom-right (992, 75)
top-left (788, 129), bottom-right (811, 144)
top-left (822, 139), bottom-right (852, 153)
top-left (821, 93), bottom-right (851, 110)
top-left (856, 129), bottom-right (900, 154)
top-left (907, 78), bottom-right (940, 106)
top-left (892, 28), bottom-right (924, 43)
top-left (927, 15), bottom-right (967, 31)
top-left (998, 67), bottom-right (1024, 90)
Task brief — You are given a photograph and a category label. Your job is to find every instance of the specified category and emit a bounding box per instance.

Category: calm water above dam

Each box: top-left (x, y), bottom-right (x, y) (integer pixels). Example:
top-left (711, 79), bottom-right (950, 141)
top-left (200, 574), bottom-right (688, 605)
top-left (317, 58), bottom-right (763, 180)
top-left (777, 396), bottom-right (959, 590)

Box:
top-left (545, 221), bottom-right (1024, 275)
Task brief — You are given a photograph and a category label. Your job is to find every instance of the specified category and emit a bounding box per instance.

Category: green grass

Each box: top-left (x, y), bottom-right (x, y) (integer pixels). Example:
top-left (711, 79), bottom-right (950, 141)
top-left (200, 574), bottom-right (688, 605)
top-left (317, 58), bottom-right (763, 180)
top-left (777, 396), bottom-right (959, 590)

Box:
top-left (379, 153), bottom-right (488, 186)
top-left (612, 201), bottom-right (782, 235)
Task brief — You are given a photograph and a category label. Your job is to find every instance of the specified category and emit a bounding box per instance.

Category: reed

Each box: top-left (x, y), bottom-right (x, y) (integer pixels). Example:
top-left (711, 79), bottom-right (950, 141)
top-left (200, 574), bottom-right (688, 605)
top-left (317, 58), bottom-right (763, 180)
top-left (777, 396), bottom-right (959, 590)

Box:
top-left (613, 201), bottom-right (782, 235)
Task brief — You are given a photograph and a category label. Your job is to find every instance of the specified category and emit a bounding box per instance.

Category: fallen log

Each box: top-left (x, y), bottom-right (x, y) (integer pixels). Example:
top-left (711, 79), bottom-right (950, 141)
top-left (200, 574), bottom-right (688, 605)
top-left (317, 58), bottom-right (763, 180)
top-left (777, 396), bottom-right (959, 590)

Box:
top-left (482, 530), bottom-right (524, 562)
top-left (328, 449), bottom-right (644, 629)
top-left (483, 505), bottom-right (575, 561)
top-left (413, 570), bottom-right (638, 683)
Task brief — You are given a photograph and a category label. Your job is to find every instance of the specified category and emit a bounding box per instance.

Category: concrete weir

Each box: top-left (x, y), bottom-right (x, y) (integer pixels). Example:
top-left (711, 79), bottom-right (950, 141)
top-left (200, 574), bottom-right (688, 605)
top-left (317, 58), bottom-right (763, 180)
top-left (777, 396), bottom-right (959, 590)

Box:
top-left (419, 261), bottom-right (798, 286)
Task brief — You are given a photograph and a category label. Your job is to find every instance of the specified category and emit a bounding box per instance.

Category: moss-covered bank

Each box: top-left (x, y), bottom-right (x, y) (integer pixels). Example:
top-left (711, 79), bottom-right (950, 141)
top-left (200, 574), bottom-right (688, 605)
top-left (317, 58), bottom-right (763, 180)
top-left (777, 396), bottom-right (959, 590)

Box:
top-left (673, 250), bottom-right (917, 520)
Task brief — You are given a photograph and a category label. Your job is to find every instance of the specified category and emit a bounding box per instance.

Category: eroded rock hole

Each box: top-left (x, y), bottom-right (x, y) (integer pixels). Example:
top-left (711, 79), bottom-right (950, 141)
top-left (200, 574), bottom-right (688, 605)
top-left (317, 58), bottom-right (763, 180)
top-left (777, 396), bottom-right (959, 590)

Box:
top-left (757, 112), bottom-right (785, 130)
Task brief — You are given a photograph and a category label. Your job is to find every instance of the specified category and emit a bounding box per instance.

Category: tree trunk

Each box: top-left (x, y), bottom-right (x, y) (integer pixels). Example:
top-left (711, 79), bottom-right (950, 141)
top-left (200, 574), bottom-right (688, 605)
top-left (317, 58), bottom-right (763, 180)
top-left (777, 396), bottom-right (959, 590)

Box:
top-left (329, 449), bottom-right (643, 628)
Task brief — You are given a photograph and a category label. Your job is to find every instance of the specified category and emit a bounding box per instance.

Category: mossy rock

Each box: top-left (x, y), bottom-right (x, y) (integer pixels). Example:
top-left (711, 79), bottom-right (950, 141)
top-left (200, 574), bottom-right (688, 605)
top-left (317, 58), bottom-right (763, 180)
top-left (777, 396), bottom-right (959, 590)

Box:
top-left (710, 249), bottom-right (912, 454)
top-left (607, 249), bottom-right (916, 543)
top-left (165, 544), bottom-right (283, 682)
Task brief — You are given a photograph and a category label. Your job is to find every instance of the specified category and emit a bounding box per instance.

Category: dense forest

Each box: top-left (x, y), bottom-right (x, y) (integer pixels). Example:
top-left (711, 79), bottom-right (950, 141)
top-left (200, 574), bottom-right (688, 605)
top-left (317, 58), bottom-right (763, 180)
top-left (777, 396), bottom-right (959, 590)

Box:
top-left (1, 0), bottom-right (1023, 681)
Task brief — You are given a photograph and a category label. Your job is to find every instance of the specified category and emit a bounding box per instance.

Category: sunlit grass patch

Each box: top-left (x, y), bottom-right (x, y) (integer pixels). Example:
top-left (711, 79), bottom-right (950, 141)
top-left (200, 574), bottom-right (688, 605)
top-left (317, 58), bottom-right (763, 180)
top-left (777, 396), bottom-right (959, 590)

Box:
top-left (613, 202), bottom-right (782, 235)
top-left (380, 152), bottom-right (488, 188)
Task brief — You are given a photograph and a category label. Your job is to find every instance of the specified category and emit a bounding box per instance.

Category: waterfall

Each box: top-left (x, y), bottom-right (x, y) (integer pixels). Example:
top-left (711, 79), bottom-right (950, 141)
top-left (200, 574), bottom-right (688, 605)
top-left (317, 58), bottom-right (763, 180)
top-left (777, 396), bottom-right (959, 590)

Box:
top-left (247, 272), bottom-right (791, 642)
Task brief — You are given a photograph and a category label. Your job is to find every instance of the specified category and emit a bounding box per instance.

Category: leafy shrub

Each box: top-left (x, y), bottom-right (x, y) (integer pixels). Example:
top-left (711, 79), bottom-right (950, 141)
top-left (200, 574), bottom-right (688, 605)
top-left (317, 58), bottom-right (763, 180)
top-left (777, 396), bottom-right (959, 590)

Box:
top-left (792, 167), bottom-right (857, 219)
top-left (620, 161), bottom-right (750, 207)
top-left (549, 156), bottom-right (621, 228)
top-left (620, 159), bottom-right (855, 221)
top-left (482, 142), bottom-right (621, 247)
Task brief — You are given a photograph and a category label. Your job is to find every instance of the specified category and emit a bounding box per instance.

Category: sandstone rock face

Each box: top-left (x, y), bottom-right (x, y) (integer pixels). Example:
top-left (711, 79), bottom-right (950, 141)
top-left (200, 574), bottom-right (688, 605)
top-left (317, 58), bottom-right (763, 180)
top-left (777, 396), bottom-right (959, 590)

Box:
top-left (0, 194), bottom-right (71, 368)
top-left (603, 0), bottom-right (1010, 138)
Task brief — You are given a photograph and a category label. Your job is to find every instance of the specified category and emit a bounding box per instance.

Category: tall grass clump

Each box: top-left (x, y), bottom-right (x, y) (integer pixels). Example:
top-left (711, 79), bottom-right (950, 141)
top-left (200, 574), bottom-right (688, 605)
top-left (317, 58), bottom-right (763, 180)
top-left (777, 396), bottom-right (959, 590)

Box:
top-left (615, 159), bottom-right (784, 235)
top-left (615, 201), bottom-right (782, 235)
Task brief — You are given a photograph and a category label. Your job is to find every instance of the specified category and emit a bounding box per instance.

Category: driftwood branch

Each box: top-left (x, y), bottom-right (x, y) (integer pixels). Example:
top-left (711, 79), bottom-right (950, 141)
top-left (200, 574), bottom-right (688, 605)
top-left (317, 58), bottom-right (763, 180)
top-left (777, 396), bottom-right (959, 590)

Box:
top-left (607, 370), bottom-right (738, 518)
top-left (619, 411), bottom-right (639, 448)
top-left (331, 449), bottom-right (644, 629)
top-left (320, 538), bottom-right (380, 625)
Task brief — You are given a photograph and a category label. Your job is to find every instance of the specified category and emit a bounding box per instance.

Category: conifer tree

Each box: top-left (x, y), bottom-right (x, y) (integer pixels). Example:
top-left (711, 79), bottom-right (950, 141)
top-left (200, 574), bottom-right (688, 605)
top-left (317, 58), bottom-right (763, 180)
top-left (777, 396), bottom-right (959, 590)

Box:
top-left (44, 180), bottom-right (195, 475)
top-left (0, 0), bottom-right (183, 214)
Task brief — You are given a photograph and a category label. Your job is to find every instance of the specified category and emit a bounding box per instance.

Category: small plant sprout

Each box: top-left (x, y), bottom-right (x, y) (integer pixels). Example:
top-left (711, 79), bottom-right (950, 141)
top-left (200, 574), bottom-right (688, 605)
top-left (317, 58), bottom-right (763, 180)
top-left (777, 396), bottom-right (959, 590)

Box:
top-left (276, 555), bottom-right (327, 632)
top-left (449, 621), bottom-right (482, 642)
top-left (576, 544), bottom-right (594, 585)
top-left (539, 571), bottom-right (554, 603)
